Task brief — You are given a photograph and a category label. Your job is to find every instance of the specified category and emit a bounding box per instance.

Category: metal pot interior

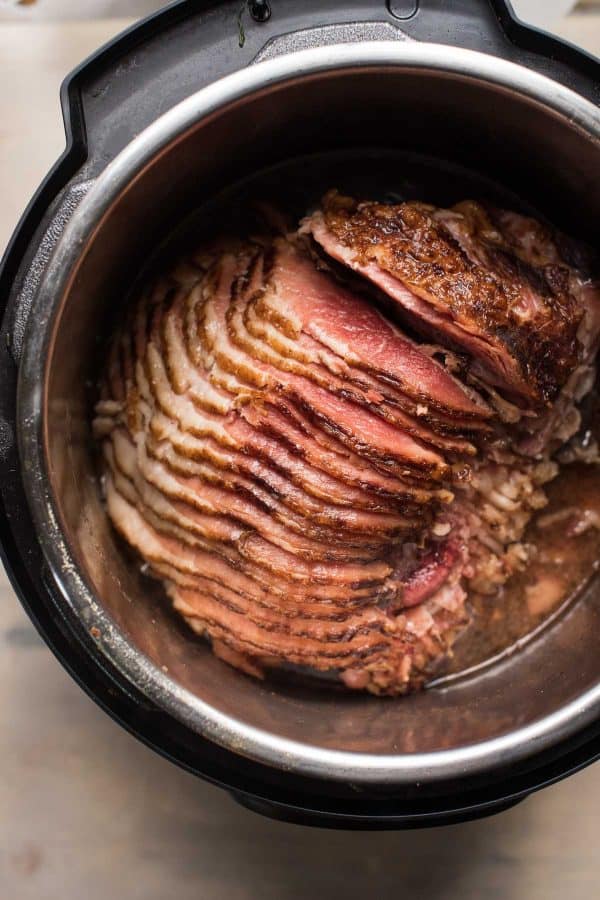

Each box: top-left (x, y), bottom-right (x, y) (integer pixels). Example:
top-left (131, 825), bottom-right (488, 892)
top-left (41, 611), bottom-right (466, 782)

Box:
top-left (22, 47), bottom-right (600, 782)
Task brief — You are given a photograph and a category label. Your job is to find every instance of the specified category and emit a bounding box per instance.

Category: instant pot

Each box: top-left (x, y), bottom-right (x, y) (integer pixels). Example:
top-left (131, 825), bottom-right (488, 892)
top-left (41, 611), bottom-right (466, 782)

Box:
top-left (1, 0), bottom-right (599, 828)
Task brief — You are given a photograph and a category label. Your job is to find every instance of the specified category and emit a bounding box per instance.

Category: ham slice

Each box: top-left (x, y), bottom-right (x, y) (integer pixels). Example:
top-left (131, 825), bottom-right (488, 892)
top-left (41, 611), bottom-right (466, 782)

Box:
top-left (265, 240), bottom-right (490, 419)
top-left (197, 255), bottom-right (451, 480)
top-left (230, 247), bottom-right (483, 458)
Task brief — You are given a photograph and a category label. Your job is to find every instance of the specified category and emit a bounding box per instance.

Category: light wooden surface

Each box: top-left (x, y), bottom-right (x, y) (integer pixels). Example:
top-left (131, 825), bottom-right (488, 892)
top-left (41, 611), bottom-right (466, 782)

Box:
top-left (1, 16), bottom-right (599, 899)
top-left (558, 10), bottom-right (600, 52)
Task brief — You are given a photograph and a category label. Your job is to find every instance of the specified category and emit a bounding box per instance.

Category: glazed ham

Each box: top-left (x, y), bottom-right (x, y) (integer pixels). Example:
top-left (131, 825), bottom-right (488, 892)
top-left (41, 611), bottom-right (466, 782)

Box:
top-left (94, 193), bottom-right (599, 695)
top-left (305, 191), bottom-right (585, 405)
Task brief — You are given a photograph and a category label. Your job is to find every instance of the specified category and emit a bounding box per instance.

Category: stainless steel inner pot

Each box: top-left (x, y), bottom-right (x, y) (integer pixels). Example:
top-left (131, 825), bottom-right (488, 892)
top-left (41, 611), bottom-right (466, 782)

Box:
top-left (17, 42), bottom-right (600, 785)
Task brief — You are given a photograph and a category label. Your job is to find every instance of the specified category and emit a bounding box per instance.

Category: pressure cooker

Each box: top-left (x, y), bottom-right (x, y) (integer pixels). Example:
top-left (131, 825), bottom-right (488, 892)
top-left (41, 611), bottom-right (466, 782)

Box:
top-left (1, 0), bottom-right (599, 827)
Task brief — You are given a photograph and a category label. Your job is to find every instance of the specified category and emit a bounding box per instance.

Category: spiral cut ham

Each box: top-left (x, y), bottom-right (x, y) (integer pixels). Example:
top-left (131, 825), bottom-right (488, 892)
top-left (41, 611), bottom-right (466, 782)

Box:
top-left (94, 192), bottom-right (599, 695)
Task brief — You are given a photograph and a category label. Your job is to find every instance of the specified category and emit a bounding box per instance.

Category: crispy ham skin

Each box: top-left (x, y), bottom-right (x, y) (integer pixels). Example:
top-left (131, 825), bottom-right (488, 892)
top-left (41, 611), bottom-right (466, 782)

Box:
top-left (94, 194), bottom-right (599, 695)
top-left (305, 191), bottom-right (585, 406)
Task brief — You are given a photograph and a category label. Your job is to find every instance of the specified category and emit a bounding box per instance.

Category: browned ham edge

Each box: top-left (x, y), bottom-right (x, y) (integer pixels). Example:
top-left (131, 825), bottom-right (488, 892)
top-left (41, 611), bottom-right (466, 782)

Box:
top-left (304, 191), bottom-right (584, 406)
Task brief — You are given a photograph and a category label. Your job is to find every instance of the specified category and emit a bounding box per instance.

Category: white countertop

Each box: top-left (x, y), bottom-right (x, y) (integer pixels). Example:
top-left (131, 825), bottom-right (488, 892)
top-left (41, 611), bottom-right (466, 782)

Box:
top-left (1, 15), bottom-right (599, 899)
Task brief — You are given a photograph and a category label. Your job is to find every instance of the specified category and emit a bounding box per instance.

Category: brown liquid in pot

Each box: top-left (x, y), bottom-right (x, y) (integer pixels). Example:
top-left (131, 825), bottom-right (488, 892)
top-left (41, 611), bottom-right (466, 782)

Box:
top-left (443, 462), bottom-right (600, 682)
